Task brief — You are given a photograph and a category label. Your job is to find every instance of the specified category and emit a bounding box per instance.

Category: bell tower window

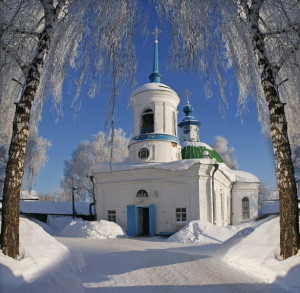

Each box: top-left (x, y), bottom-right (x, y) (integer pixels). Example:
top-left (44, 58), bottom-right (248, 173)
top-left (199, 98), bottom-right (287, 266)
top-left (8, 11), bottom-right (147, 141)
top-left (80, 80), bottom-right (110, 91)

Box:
top-left (141, 109), bottom-right (154, 134)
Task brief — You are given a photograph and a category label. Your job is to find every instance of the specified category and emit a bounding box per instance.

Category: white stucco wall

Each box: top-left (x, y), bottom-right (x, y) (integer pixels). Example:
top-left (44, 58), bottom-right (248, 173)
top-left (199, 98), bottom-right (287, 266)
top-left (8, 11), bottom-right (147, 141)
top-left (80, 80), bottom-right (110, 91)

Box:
top-left (128, 140), bottom-right (181, 163)
top-left (212, 170), bottom-right (233, 226)
top-left (94, 163), bottom-right (212, 234)
top-left (231, 182), bottom-right (260, 224)
top-left (94, 160), bottom-right (260, 235)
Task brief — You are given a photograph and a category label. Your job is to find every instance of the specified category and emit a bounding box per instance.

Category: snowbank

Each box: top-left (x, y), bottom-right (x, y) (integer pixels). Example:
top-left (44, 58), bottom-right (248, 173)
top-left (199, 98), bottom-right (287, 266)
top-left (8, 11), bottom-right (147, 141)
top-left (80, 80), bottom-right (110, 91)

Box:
top-left (167, 220), bottom-right (253, 244)
top-left (224, 217), bottom-right (300, 292)
top-left (47, 215), bottom-right (75, 233)
top-left (58, 218), bottom-right (127, 239)
top-left (0, 217), bottom-right (85, 293)
top-left (1, 215), bottom-right (299, 292)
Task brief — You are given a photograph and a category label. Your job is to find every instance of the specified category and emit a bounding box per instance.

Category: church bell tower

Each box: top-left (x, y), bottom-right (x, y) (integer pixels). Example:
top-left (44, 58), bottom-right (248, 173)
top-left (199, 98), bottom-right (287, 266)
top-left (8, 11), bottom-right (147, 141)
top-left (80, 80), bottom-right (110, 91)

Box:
top-left (178, 89), bottom-right (201, 143)
top-left (128, 27), bottom-right (182, 163)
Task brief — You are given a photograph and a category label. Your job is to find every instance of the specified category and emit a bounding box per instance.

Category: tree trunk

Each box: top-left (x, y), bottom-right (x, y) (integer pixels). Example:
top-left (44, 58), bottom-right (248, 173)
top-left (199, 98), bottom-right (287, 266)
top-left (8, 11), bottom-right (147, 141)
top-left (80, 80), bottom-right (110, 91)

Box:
top-left (250, 3), bottom-right (299, 259)
top-left (0, 27), bottom-right (52, 259)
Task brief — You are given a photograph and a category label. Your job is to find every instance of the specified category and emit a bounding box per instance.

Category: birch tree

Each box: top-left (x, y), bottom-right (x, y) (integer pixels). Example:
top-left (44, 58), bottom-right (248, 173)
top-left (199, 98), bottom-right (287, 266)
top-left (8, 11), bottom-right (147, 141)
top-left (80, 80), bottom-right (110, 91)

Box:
top-left (155, 0), bottom-right (300, 259)
top-left (0, 0), bottom-right (136, 258)
top-left (61, 128), bottom-right (129, 202)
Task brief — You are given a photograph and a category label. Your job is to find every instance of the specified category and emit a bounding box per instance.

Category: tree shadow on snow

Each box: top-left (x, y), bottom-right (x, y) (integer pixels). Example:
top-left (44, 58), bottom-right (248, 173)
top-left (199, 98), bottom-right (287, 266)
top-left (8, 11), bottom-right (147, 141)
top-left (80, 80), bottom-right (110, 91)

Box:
top-left (83, 283), bottom-right (285, 293)
top-left (275, 263), bottom-right (300, 292)
top-left (79, 246), bottom-right (210, 284)
top-left (0, 264), bottom-right (25, 292)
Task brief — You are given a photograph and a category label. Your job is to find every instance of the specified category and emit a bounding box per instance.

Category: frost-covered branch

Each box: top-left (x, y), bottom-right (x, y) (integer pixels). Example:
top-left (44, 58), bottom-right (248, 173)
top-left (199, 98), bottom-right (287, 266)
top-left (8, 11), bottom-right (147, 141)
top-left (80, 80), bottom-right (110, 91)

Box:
top-left (237, 0), bottom-right (250, 20)
top-left (0, 40), bottom-right (27, 73)
top-left (0, 26), bottom-right (41, 38)
top-left (0, 0), bottom-right (137, 258)
top-left (275, 41), bottom-right (300, 72)
top-left (23, 127), bottom-right (51, 191)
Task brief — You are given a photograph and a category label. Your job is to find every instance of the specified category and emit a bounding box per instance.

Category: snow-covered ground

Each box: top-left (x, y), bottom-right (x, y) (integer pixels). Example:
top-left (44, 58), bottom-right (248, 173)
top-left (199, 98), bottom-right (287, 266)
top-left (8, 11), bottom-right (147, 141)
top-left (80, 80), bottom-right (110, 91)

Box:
top-left (0, 217), bottom-right (85, 293)
top-left (0, 215), bottom-right (299, 292)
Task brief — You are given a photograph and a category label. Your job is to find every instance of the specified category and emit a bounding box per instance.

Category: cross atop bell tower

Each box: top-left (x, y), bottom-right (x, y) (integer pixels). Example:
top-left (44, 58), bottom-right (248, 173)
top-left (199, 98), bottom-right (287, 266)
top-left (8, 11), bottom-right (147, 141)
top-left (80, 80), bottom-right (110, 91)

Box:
top-left (183, 88), bottom-right (192, 104)
top-left (152, 26), bottom-right (161, 42)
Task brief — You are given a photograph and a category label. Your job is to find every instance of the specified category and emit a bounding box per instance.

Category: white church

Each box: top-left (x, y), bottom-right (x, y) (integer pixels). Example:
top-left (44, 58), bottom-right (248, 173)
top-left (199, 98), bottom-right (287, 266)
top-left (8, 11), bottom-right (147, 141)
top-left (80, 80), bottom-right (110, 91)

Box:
top-left (93, 29), bottom-right (260, 236)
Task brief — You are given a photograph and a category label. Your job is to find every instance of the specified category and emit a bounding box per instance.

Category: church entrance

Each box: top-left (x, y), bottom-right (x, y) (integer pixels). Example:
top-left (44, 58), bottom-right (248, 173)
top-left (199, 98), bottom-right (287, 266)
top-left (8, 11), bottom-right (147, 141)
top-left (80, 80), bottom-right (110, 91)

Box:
top-left (137, 207), bottom-right (149, 235)
top-left (127, 204), bottom-right (155, 237)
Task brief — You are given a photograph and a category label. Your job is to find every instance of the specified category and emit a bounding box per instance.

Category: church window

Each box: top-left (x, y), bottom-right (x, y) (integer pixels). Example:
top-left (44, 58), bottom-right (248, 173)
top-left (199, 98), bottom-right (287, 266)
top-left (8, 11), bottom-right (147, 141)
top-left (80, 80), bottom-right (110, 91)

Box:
top-left (138, 147), bottom-right (150, 160)
top-left (176, 208), bottom-right (187, 222)
top-left (107, 210), bottom-right (116, 222)
top-left (242, 197), bottom-right (250, 220)
top-left (137, 190), bottom-right (148, 197)
top-left (141, 109), bottom-right (154, 134)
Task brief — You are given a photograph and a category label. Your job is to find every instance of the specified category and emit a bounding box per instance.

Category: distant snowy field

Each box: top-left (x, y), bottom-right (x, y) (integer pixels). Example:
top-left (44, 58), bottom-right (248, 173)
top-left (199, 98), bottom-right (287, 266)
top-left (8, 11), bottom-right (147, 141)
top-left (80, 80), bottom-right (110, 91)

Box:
top-left (0, 215), bottom-right (299, 293)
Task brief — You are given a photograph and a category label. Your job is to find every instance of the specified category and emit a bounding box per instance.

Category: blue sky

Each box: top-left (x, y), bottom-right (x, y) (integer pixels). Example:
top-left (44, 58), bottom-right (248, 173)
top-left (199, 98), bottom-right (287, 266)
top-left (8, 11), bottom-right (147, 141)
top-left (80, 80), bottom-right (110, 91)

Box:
top-left (34, 6), bottom-right (277, 195)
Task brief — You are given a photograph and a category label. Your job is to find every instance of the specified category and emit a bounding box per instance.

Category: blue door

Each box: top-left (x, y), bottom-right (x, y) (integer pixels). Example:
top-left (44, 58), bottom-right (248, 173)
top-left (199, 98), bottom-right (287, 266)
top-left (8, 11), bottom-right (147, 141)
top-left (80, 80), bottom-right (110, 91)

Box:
top-left (127, 204), bottom-right (155, 237)
top-left (149, 204), bottom-right (155, 237)
top-left (127, 205), bottom-right (137, 236)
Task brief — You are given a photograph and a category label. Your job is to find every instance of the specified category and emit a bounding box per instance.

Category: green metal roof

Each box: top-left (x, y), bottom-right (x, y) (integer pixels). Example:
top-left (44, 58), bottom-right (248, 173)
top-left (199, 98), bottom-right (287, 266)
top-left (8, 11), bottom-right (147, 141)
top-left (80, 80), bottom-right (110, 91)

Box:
top-left (182, 146), bottom-right (223, 163)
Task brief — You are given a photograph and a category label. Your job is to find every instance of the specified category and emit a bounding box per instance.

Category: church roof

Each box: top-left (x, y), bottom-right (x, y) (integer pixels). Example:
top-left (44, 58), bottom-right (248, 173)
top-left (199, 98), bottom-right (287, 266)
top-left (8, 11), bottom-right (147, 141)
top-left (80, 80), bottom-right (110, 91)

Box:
top-left (133, 82), bottom-right (177, 95)
top-left (93, 159), bottom-right (259, 184)
top-left (229, 169), bottom-right (260, 183)
top-left (181, 141), bottom-right (223, 163)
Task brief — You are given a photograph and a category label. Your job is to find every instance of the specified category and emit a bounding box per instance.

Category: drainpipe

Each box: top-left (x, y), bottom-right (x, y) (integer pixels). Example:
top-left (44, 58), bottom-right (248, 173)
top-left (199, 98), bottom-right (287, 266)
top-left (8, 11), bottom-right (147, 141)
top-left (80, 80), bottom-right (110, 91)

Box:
top-left (89, 175), bottom-right (96, 220)
top-left (211, 164), bottom-right (219, 224)
top-left (229, 181), bottom-right (235, 225)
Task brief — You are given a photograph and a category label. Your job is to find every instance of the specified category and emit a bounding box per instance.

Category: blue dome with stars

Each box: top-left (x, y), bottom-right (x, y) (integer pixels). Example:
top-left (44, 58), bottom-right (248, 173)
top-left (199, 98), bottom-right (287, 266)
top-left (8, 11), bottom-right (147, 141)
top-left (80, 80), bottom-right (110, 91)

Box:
top-left (183, 103), bottom-right (193, 116)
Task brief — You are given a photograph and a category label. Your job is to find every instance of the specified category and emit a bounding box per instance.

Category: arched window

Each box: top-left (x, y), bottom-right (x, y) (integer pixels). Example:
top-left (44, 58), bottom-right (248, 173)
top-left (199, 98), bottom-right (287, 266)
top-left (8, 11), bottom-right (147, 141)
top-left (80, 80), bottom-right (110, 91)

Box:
top-left (141, 109), bottom-right (154, 134)
top-left (242, 197), bottom-right (250, 220)
top-left (136, 190), bottom-right (148, 197)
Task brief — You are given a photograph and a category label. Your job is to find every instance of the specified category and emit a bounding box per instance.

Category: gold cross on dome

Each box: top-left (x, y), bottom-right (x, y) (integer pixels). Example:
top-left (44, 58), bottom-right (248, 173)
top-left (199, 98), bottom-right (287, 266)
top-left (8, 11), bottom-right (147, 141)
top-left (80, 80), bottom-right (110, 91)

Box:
top-left (151, 26), bottom-right (162, 41)
top-left (183, 88), bottom-right (192, 103)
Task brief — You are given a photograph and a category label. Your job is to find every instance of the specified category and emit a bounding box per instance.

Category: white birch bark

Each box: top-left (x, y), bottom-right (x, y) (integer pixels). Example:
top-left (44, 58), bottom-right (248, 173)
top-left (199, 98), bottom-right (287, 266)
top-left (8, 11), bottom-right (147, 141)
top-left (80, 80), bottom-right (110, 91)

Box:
top-left (1, 0), bottom-right (60, 259)
top-left (249, 0), bottom-right (299, 259)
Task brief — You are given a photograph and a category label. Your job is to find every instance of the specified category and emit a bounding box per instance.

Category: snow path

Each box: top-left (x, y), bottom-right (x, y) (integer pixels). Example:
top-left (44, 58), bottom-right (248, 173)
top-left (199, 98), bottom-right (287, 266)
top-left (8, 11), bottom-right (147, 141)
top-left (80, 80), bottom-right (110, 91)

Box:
top-left (57, 237), bottom-right (286, 293)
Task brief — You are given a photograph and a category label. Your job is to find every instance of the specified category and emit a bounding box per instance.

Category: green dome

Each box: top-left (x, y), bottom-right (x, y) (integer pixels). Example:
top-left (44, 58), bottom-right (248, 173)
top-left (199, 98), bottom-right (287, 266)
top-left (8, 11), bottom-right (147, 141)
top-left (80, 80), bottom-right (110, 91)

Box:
top-left (182, 145), bottom-right (223, 163)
